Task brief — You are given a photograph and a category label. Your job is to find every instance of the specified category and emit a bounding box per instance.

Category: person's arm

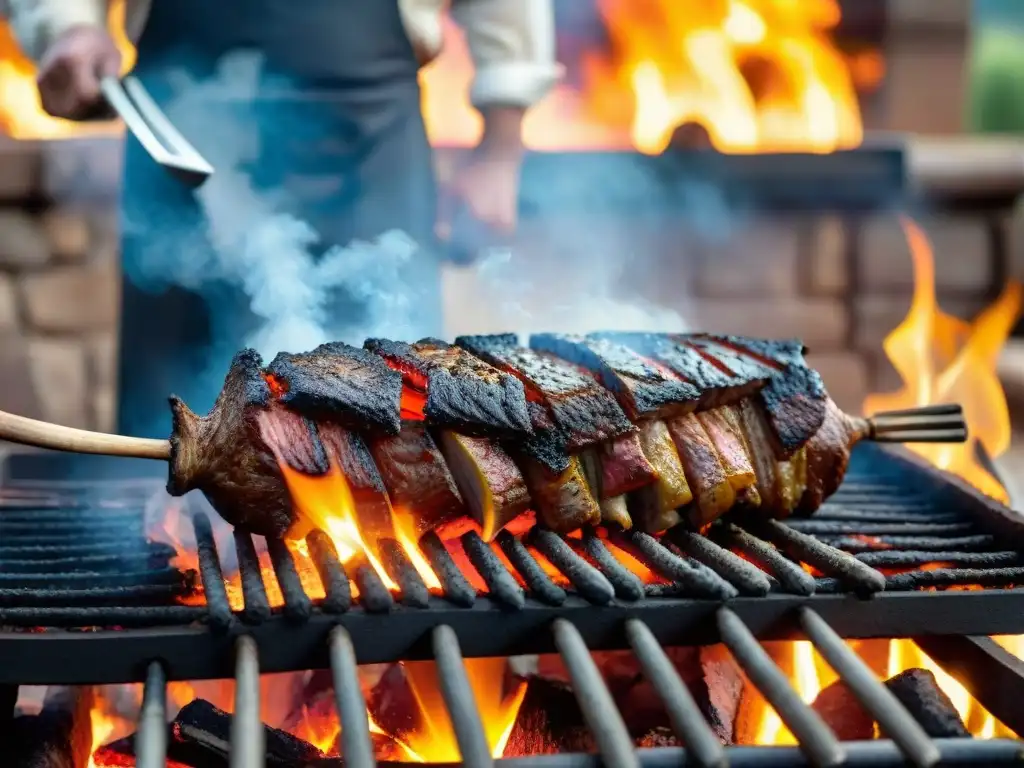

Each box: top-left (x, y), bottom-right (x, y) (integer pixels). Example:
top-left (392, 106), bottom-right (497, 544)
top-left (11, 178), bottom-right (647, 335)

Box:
top-left (6, 0), bottom-right (108, 62)
top-left (450, 0), bottom-right (563, 158)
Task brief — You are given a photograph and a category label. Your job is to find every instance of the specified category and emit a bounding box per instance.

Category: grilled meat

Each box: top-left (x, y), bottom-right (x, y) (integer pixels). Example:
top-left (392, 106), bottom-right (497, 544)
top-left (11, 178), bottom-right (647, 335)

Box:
top-left (665, 414), bottom-right (735, 529)
top-left (688, 334), bottom-right (828, 458)
top-left (696, 405), bottom-right (759, 505)
top-left (519, 455), bottom-right (601, 533)
top-left (627, 420), bottom-right (691, 533)
top-left (127, 332), bottom-right (963, 542)
top-left (265, 342), bottom-right (403, 435)
top-left (365, 337), bottom-right (533, 440)
top-left (594, 431), bottom-right (658, 498)
top-left (529, 333), bottom-right (699, 420)
top-left (316, 422), bottom-right (396, 544)
top-left (367, 421), bottom-right (468, 539)
top-left (456, 333), bottom-right (635, 450)
top-left (436, 431), bottom-right (531, 541)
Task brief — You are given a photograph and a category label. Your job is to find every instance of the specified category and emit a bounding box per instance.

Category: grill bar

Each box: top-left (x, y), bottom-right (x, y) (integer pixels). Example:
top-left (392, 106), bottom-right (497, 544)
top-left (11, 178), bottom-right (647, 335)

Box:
top-left (798, 608), bottom-right (939, 767)
top-left (135, 660), bottom-right (168, 768)
top-left (625, 618), bottom-right (727, 768)
top-left (422, 531), bottom-right (477, 607)
top-left (231, 635), bottom-right (263, 768)
top-left (193, 511), bottom-right (234, 631)
top-left (267, 538), bottom-right (314, 621)
top-left (530, 529), bottom-right (617, 604)
top-left (462, 531), bottom-right (525, 609)
top-left (552, 618), bottom-right (639, 768)
top-left (235, 531), bottom-right (272, 624)
top-left (717, 607), bottom-right (845, 768)
top-left (307, 530), bottom-right (353, 614)
top-left (329, 625), bottom-right (377, 768)
top-left (433, 624), bottom-right (494, 768)
top-left (717, 523), bottom-right (816, 596)
top-left (495, 530), bottom-right (566, 606)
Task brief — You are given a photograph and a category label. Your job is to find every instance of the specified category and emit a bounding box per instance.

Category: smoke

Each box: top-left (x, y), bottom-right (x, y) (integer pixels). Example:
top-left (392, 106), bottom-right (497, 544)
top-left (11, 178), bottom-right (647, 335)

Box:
top-left (124, 52), bottom-right (425, 368)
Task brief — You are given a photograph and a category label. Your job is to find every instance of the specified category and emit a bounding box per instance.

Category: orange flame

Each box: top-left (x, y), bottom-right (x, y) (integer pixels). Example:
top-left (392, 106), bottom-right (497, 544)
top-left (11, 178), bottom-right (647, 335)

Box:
top-left (863, 217), bottom-right (1022, 504)
top-left (399, 659), bottom-right (528, 761)
top-left (421, 0), bottom-right (870, 153)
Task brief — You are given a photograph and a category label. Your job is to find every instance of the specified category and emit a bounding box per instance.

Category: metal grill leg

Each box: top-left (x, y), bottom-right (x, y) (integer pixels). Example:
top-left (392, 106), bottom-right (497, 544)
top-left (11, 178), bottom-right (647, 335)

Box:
top-left (230, 635), bottom-right (264, 768)
top-left (716, 607), bottom-right (845, 768)
top-left (329, 626), bottom-right (377, 768)
top-left (135, 661), bottom-right (168, 768)
top-left (552, 618), bottom-right (639, 768)
top-left (432, 624), bottom-right (494, 768)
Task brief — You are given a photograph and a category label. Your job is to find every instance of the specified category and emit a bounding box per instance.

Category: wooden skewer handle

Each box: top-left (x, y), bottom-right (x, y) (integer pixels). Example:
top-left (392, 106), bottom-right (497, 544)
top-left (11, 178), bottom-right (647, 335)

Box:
top-left (0, 409), bottom-right (171, 461)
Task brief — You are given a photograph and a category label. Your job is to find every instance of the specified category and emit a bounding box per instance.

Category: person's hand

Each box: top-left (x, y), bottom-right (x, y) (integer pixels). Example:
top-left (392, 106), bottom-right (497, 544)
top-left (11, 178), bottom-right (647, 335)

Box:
top-left (37, 25), bottom-right (122, 120)
top-left (437, 150), bottom-right (521, 262)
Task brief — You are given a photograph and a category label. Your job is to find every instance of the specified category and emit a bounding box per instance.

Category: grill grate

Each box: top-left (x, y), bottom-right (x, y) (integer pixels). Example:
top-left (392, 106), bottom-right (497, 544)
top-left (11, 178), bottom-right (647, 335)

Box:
top-left (3, 444), bottom-right (1024, 682)
top-left (3, 447), bottom-right (1024, 766)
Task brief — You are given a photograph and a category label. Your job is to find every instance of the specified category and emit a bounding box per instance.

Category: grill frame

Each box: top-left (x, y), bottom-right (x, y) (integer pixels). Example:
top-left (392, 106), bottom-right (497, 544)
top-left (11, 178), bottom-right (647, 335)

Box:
top-left (3, 443), bottom-right (1024, 686)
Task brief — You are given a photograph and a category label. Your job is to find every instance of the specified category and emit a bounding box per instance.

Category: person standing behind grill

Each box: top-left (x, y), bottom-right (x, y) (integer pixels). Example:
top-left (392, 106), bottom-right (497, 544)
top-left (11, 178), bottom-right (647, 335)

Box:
top-left (6, 0), bottom-right (560, 439)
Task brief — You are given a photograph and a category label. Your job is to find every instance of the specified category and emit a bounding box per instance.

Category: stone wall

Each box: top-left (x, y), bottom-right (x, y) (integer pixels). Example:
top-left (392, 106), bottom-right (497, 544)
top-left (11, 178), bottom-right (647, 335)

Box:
top-left (0, 137), bottom-right (122, 431)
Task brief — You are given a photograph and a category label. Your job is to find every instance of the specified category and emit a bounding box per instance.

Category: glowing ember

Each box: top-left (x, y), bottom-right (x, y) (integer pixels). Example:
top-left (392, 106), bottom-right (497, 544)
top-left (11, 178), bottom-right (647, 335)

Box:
top-left (276, 459), bottom-right (397, 590)
top-left (863, 216), bottom-right (1022, 504)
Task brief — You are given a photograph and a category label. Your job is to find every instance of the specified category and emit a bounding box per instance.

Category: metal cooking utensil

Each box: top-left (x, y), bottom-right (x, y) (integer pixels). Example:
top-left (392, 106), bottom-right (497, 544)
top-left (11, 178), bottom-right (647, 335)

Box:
top-left (100, 75), bottom-right (214, 188)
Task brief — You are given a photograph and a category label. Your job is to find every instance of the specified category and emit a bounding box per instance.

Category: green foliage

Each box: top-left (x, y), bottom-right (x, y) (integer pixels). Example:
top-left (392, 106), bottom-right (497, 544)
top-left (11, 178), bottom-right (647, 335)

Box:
top-left (970, 28), bottom-right (1024, 133)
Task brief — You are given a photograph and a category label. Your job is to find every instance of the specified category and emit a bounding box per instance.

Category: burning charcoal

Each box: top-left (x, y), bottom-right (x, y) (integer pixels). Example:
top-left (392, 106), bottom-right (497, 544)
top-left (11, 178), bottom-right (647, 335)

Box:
top-left (368, 664), bottom-right (418, 740)
top-left (455, 333), bottom-right (635, 450)
top-left (437, 431), bottom-right (531, 540)
top-left (265, 342), bottom-right (403, 435)
top-left (169, 699), bottom-right (325, 767)
top-left (367, 422), bottom-right (468, 538)
top-left (8, 686), bottom-right (94, 768)
top-left (503, 676), bottom-right (595, 757)
top-left (696, 644), bottom-right (744, 744)
top-left (637, 726), bottom-right (682, 748)
top-left (810, 680), bottom-right (875, 741)
top-left (885, 669), bottom-right (971, 738)
top-left (364, 337), bottom-right (532, 439)
top-left (530, 333), bottom-right (699, 420)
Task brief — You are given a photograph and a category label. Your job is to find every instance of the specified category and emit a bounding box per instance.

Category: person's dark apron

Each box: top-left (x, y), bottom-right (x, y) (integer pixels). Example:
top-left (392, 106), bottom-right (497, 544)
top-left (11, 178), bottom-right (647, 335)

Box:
top-left (117, 0), bottom-right (440, 439)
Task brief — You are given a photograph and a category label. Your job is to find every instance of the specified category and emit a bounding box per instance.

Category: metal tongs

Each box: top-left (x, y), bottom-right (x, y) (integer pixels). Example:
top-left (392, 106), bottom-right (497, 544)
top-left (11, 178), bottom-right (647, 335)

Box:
top-left (100, 75), bottom-right (214, 188)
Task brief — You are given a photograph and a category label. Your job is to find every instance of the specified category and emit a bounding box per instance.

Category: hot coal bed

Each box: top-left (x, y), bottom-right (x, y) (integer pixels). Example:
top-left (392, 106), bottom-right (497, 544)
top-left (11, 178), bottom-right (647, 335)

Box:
top-left (2, 437), bottom-right (1024, 768)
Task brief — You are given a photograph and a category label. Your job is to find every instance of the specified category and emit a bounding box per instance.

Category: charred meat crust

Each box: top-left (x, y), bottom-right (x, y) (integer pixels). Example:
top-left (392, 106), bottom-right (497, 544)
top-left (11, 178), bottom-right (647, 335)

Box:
top-left (266, 342), bottom-right (403, 436)
top-left (590, 331), bottom-right (730, 409)
top-left (456, 333), bottom-right (635, 449)
top-left (168, 349), bottom-right (297, 539)
top-left (685, 334), bottom-right (828, 457)
top-left (365, 337), bottom-right (533, 440)
top-left (529, 333), bottom-right (699, 420)
top-left (367, 421), bottom-right (467, 537)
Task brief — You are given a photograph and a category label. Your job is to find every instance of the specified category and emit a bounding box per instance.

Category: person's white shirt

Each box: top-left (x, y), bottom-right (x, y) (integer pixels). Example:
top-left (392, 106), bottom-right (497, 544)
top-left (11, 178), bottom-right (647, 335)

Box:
top-left (5, 0), bottom-right (562, 108)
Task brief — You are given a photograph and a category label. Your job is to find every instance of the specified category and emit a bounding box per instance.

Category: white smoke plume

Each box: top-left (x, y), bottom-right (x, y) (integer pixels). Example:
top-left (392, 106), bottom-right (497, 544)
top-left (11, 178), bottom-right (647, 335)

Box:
top-left (124, 52), bottom-right (424, 366)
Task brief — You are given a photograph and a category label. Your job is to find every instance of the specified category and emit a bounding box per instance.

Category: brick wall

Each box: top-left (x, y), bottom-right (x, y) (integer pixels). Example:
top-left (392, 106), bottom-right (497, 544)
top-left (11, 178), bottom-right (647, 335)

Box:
top-left (0, 135), bottom-right (1015, 432)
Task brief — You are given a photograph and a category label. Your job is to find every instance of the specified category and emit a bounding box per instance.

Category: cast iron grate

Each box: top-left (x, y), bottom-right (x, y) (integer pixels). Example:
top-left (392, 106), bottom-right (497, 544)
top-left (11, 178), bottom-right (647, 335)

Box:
top-left (2, 443), bottom-right (1024, 683)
